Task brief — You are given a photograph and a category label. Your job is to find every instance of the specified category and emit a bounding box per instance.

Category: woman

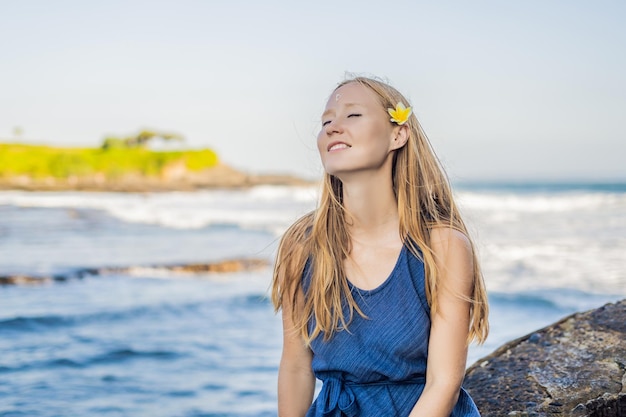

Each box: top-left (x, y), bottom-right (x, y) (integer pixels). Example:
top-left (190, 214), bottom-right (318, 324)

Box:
top-left (271, 76), bottom-right (489, 416)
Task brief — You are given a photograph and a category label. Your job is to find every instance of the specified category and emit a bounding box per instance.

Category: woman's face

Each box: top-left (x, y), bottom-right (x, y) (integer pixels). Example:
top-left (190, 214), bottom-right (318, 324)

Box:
top-left (317, 82), bottom-right (401, 179)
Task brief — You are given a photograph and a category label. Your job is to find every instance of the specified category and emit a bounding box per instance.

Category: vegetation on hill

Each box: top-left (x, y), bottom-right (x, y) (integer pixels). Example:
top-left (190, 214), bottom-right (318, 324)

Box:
top-left (0, 129), bottom-right (308, 191)
top-left (100, 129), bottom-right (184, 150)
top-left (0, 142), bottom-right (219, 180)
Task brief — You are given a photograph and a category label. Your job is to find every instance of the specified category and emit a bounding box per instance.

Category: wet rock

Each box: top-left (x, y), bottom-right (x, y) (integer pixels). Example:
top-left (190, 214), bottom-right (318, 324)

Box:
top-left (464, 299), bottom-right (626, 417)
top-left (0, 258), bottom-right (270, 285)
top-left (97, 258), bottom-right (270, 275)
top-left (0, 275), bottom-right (52, 285)
top-left (0, 274), bottom-right (70, 285)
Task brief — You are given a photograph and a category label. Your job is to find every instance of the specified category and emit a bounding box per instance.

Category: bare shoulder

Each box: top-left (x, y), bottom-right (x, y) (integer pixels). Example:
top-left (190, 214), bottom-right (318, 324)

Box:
top-left (428, 227), bottom-right (474, 291)
top-left (429, 227), bottom-right (472, 256)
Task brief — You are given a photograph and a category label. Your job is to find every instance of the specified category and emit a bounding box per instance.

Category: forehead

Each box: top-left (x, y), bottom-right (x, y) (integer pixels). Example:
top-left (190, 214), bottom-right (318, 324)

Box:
top-left (324, 82), bottom-right (381, 110)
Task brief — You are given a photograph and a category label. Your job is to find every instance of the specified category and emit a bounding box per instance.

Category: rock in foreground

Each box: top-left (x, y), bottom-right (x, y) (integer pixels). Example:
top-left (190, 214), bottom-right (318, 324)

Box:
top-left (464, 299), bottom-right (626, 416)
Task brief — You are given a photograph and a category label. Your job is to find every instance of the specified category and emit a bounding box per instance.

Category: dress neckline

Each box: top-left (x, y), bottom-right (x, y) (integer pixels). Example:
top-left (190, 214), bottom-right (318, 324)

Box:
top-left (347, 244), bottom-right (407, 296)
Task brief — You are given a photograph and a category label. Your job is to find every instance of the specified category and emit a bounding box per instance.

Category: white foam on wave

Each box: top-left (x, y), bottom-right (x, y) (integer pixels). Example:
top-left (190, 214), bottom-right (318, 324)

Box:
top-left (456, 190), bottom-right (626, 213)
top-left (451, 189), bottom-right (626, 296)
top-left (1, 186), bottom-right (624, 296)
top-left (0, 186), bottom-right (319, 233)
top-left (3, 187), bottom-right (622, 227)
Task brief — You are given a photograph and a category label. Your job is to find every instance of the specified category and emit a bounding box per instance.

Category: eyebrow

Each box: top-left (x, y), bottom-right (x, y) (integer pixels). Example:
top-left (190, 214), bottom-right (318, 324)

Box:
top-left (322, 103), bottom-right (362, 119)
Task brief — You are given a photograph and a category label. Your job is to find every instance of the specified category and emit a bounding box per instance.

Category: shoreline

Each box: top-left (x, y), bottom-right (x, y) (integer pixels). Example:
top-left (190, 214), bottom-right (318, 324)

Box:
top-left (0, 164), bottom-right (316, 192)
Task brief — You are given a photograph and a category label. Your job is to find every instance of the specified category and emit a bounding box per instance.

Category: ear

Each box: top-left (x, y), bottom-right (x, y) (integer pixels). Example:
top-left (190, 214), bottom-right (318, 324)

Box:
top-left (389, 124), bottom-right (409, 151)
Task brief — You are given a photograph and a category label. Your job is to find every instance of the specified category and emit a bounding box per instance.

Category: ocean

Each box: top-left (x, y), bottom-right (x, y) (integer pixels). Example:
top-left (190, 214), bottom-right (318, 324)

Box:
top-left (1, 182), bottom-right (625, 416)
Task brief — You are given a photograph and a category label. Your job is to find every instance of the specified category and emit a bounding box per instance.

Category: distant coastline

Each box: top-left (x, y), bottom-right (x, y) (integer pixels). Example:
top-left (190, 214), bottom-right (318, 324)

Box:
top-left (0, 142), bottom-right (314, 192)
top-left (5, 143), bottom-right (622, 193)
top-left (0, 163), bottom-right (314, 192)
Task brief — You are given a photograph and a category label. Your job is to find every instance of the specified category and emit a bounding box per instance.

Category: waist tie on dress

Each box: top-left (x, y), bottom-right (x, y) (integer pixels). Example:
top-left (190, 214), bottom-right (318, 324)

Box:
top-left (317, 374), bottom-right (426, 417)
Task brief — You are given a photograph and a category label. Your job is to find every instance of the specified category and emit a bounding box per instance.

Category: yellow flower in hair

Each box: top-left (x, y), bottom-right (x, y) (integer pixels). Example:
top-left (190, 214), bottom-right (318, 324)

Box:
top-left (387, 102), bottom-right (412, 125)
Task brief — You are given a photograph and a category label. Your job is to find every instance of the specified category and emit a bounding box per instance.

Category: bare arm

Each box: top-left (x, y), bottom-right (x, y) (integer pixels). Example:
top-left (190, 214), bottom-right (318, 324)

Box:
top-left (277, 287), bottom-right (315, 416)
top-left (409, 228), bottom-right (474, 417)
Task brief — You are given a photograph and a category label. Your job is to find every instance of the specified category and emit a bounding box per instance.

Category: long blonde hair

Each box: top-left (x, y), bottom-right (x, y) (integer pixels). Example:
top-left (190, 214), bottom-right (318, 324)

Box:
top-left (271, 76), bottom-right (488, 346)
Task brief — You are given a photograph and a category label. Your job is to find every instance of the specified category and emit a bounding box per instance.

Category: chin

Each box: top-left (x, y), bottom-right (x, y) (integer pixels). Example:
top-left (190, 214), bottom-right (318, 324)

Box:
top-left (322, 163), bottom-right (350, 178)
top-left (322, 166), bottom-right (362, 182)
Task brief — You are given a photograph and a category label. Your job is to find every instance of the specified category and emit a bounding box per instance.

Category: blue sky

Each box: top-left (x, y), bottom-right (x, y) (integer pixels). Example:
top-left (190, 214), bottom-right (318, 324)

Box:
top-left (1, 1), bottom-right (625, 181)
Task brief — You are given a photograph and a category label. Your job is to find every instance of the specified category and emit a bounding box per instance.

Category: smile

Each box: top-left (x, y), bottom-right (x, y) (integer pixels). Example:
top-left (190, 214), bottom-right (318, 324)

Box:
top-left (328, 142), bottom-right (351, 152)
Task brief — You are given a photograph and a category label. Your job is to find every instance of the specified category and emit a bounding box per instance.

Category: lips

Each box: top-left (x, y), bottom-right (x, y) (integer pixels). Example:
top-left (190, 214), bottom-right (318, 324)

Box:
top-left (327, 141), bottom-right (351, 152)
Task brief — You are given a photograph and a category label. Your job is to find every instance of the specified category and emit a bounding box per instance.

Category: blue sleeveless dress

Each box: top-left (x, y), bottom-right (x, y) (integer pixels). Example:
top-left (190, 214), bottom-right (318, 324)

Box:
top-left (303, 244), bottom-right (480, 417)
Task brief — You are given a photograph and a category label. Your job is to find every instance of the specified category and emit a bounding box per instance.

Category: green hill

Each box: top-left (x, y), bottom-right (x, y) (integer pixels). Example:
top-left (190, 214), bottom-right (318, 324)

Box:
top-left (0, 142), bottom-right (219, 180)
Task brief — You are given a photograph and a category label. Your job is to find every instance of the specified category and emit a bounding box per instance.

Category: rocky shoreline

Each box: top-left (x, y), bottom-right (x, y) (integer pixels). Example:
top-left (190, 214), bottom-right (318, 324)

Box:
top-left (0, 163), bottom-right (315, 192)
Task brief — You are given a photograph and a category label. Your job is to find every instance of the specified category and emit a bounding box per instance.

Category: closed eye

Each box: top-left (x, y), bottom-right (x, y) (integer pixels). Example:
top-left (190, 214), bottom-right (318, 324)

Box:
top-left (348, 113), bottom-right (362, 118)
top-left (322, 120), bottom-right (332, 126)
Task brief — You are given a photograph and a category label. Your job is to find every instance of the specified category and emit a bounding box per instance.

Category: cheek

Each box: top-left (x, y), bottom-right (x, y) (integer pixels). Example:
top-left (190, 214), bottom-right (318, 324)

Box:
top-left (373, 123), bottom-right (393, 143)
top-left (316, 131), bottom-right (326, 155)
top-left (363, 124), bottom-right (392, 152)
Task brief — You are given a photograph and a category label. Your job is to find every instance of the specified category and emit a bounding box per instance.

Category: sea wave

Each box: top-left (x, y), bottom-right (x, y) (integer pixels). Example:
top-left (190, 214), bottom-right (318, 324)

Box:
top-left (2, 186), bottom-right (625, 233)
top-left (0, 348), bottom-right (185, 375)
top-left (0, 315), bottom-right (72, 331)
top-left (456, 190), bottom-right (626, 213)
top-left (0, 186), bottom-right (318, 232)
top-left (0, 292), bottom-right (272, 335)
top-left (1, 185), bottom-right (624, 297)
top-left (488, 288), bottom-right (618, 313)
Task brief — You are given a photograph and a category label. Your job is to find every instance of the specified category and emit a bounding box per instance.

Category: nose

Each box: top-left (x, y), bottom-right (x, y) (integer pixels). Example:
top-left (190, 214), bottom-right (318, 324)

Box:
top-left (324, 119), bottom-right (343, 136)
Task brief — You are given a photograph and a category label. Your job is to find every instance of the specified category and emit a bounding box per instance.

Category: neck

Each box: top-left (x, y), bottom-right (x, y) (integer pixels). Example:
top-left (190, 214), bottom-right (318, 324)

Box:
top-left (339, 169), bottom-right (400, 242)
